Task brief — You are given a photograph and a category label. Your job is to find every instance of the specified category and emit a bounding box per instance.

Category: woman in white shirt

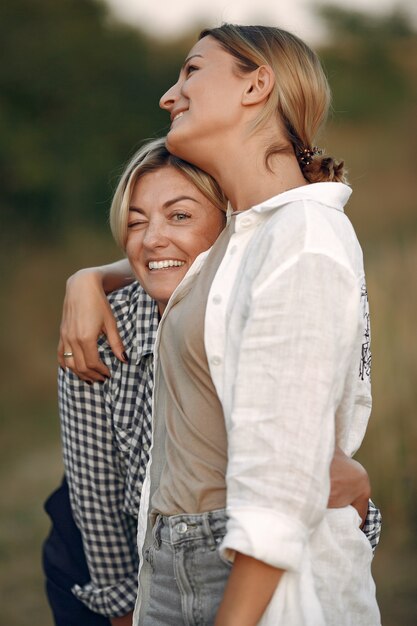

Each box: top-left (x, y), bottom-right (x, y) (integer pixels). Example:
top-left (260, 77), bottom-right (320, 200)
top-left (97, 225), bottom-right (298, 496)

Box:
top-left (147, 24), bottom-right (379, 626)
top-left (60, 25), bottom-right (380, 626)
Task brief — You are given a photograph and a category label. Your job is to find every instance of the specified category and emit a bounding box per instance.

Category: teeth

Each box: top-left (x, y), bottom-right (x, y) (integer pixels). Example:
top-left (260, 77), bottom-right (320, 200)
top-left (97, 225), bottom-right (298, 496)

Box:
top-left (173, 111), bottom-right (184, 122)
top-left (148, 260), bottom-right (185, 270)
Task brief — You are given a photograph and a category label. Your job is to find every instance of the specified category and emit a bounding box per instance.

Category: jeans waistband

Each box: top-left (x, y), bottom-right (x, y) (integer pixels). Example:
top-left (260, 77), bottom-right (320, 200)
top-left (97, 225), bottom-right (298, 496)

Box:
top-left (153, 509), bottom-right (228, 548)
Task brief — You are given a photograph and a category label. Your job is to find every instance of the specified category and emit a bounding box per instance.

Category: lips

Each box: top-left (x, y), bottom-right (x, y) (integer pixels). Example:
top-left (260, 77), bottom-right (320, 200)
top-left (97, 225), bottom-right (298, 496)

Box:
top-left (148, 259), bottom-right (186, 270)
top-left (171, 109), bottom-right (187, 123)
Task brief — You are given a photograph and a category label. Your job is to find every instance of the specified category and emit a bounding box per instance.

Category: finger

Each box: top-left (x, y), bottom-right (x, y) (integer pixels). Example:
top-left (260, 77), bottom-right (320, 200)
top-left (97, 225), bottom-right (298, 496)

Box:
top-left (57, 337), bottom-right (67, 370)
top-left (62, 357), bottom-right (95, 386)
top-left (61, 330), bottom-right (109, 381)
top-left (104, 317), bottom-right (127, 363)
top-left (61, 348), bottom-right (86, 380)
top-left (70, 340), bottom-right (108, 382)
top-left (62, 322), bottom-right (110, 381)
top-left (60, 338), bottom-right (96, 384)
top-left (81, 338), bottom-right (111, 379)
top-left (58, 322), bottom-right (74, 369)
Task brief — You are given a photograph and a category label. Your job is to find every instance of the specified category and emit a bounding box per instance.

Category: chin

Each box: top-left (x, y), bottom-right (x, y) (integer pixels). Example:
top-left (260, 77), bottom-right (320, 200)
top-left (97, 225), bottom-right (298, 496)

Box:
top-left (165, 131), bottom-right (183, 158)
top-left (166, 127), bottom-right (197, 163)
top-left (166, 129), bottom-right (209, 175)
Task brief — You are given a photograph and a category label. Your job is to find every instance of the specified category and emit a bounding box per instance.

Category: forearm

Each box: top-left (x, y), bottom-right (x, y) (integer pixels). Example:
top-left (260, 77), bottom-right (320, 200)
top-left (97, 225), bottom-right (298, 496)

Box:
top-left (215, 552), bottom-right (283, 626)
top-left (352, 482), bottom-right (371, 528)
top-left (70, 258), bottom-right (134, 295)
top-left (328, 446), bottom-right (371, 526)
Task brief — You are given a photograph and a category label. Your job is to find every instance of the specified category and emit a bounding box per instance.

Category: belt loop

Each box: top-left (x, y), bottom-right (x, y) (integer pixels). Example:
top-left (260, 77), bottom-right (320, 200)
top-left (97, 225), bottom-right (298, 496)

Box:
top-left (152, 514), bottom-right (163, 548)
top-left (203, 513), bottom-right (216, 551)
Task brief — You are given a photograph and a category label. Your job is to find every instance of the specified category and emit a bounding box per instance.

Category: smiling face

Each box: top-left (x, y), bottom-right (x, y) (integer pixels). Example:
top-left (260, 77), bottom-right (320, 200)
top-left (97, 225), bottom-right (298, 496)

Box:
top-left (125, 165), bottom-right (226, 314)
top-left (159, 36), bottom-right (248, 170)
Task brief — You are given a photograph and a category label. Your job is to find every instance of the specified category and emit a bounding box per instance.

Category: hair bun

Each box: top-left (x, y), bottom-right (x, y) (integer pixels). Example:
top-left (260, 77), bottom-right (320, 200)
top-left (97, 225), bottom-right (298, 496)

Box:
top-left (302, 155), bottom-right (347, 184)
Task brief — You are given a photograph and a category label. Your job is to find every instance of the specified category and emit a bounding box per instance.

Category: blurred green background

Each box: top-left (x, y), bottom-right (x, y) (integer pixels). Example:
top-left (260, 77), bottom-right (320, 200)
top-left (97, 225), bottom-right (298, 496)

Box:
top-left (1, 1), bottom-right (416, 624)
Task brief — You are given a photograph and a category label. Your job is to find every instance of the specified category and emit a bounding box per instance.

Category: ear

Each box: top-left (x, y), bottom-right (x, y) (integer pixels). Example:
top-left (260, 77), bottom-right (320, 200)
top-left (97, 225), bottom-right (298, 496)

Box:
top-left (242, 65), bottom-right (275, 106)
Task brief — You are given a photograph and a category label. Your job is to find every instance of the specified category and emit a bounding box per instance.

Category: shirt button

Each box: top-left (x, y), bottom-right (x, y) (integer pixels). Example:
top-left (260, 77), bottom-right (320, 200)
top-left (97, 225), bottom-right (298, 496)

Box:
top-left (211, 355), bottom-right (222, 366)
top-left (241, 217), bottom-right (253, 228)
top-left (143, 443), bottom-right (149, 452)
top-left (176, 522), bottom-right (188, 534)
top-left (212, 295), bottom-right (222, 305)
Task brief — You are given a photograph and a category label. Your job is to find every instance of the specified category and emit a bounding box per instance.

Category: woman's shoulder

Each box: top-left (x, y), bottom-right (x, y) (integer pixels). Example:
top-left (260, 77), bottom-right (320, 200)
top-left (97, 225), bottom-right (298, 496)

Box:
top-left (257, 190), bottom-right (363, 275)
top-left (98, 282), bottom-right (157, 352)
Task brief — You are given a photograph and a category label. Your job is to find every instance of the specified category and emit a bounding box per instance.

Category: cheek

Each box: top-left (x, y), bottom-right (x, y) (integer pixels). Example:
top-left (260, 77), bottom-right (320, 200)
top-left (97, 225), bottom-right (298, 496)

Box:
top-left (126, 240), bottom-right (146, 279)
top-left (205, 217), bottom-right (226, 245)
top-left (186, 223), bottom-right (223, 257)
top-left (125, 237), bottom-right (144, 265)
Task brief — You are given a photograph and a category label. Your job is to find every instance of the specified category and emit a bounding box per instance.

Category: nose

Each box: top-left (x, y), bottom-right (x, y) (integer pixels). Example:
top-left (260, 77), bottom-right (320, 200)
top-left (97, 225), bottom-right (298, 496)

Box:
top-left (159, 81), bottom-right (180, 112)
top-left (142, 221), bottom-right (170, 250)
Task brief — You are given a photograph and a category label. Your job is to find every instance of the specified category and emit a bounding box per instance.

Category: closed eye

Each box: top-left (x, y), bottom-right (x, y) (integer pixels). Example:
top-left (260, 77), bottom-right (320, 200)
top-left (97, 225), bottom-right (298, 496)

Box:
top-left (127, 220), bottom-right (147, 229)
top-left (185, 64), bottom-right (199, 76)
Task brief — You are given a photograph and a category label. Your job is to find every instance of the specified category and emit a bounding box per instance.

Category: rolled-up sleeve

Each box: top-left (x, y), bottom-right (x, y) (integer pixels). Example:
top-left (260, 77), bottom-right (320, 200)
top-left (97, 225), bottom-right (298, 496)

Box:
top-left (221, 251), bottom-right (361, 571)
top-left (59, 366), bottom-right (138, 617)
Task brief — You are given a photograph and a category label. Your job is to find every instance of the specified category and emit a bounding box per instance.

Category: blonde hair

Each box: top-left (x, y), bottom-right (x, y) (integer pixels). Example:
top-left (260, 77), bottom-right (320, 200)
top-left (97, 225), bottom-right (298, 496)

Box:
top-left (199, 24), bottom-right (347, 183)
top-left (110, 137), bottom-right (227, 249)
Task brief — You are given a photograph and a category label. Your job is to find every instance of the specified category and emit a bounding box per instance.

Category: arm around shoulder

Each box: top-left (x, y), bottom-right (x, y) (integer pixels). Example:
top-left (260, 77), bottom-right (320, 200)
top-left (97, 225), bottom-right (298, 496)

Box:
top-left (58, 259), bottom-right (134, 379)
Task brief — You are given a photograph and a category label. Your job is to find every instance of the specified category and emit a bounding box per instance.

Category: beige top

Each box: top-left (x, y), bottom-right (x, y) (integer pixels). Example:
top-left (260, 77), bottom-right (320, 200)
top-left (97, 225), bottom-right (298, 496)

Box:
top-left (151, 222), bottom-right (235, 515)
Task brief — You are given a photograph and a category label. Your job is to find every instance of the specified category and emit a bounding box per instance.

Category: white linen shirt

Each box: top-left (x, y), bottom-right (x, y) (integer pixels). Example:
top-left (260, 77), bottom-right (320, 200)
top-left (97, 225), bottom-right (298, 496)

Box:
top-left (134, 182), bottom-right (380, 625)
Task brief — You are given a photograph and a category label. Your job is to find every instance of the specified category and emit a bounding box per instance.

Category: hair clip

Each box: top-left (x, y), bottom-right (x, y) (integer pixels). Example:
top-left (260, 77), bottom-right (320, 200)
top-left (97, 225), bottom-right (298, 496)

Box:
top-left (298, 146), bottom-right (322, 166)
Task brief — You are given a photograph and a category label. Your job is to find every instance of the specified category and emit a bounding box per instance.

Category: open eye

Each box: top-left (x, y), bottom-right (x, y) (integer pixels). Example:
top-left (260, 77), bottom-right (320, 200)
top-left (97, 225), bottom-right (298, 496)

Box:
top-left (172, 212), bottom-right (191, 222)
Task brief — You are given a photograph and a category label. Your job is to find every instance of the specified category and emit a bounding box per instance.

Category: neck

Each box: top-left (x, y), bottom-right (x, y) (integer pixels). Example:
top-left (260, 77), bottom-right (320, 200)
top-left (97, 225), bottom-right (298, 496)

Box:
top-left (201, 132), bottom-right (307, 212)
top-left (220, 154), bottom-right (306, 212)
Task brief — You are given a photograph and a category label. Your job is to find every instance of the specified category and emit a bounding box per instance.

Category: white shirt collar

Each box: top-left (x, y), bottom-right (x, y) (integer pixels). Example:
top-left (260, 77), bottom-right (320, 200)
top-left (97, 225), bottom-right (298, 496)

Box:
top-left (249, 182), bottom-right (352, 215)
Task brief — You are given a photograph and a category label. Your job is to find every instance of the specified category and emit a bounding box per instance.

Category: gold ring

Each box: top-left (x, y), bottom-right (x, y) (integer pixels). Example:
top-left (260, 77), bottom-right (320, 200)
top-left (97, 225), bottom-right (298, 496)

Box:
top-left (63, 352), bottom-right (74, 358)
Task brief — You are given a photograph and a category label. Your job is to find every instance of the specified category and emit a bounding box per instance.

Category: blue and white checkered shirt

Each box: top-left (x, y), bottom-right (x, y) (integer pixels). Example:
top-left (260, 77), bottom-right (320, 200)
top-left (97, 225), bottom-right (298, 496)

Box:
top-left (59, 282), bottom-right (158, 617)
top-left (59, 281), bottom-right (381, 618)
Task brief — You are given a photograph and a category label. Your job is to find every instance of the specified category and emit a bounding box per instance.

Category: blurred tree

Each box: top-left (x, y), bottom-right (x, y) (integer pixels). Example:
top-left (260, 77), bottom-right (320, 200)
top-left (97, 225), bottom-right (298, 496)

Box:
top-left (317, 5), bottom-right (416, 121)
top-left (0, 0), bottom-right (188, 237)
top-left (0, 2), bottom-right (415, 239)
top-left (319, 4), bottom-right (414, 39)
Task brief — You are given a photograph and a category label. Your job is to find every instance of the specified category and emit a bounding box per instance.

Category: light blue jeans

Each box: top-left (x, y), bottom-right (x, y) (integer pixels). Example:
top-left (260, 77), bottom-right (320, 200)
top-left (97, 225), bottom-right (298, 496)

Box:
top-left (142, 509), bottom-right (231, 626)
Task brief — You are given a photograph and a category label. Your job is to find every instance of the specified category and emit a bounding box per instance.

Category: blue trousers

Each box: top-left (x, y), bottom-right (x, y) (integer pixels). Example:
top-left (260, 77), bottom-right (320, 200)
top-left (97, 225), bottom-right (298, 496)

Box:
top-left (143, 510), bottom-right (231, 626)
top-left (42, 477), bottom-right (110, 626)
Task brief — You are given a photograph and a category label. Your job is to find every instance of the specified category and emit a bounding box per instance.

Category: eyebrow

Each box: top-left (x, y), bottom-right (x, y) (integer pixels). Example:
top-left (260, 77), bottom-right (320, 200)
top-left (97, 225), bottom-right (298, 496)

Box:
top-left (164, 195), bottom-right (199, 208)
top-left (128, 195), bottom-right (199, 213)
top-left (181, 53), bottom-right (203, 70)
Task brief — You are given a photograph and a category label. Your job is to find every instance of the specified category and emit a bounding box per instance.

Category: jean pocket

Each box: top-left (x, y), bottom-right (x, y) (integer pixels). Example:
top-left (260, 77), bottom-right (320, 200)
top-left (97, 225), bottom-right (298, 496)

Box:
top-left (215, 541), bottom-right (233, 569)
top-left (144, 517), bottom-right (163, 571)
top-left (144, 544), bottom-right (156, 570)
